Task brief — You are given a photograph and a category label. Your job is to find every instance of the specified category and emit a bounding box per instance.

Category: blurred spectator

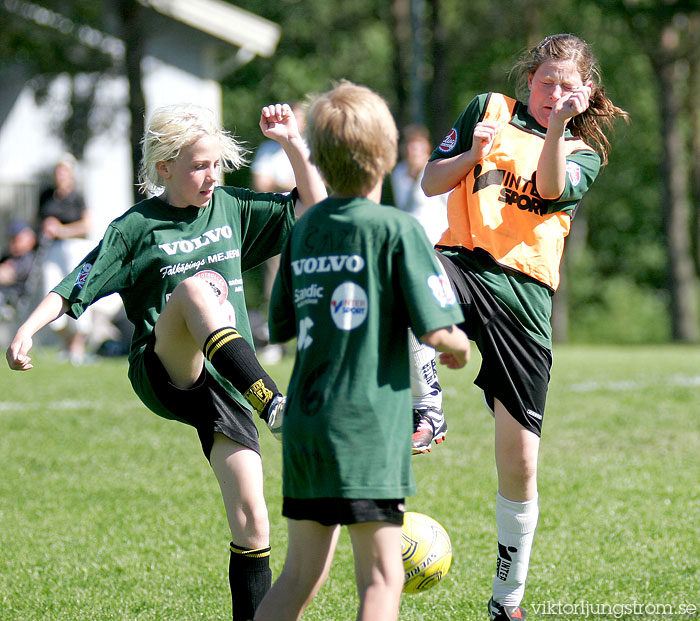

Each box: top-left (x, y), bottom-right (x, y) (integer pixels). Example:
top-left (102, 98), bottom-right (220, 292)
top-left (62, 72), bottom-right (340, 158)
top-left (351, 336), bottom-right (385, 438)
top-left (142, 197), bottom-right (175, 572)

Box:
top-left (38, 153), bottom-right (95, 364)
top-left (390, 124), bottom-right (449, 246)
top-left (0, 220), bottom-right (38, 318)
top-left (250, 102), bottom-right (308, 364)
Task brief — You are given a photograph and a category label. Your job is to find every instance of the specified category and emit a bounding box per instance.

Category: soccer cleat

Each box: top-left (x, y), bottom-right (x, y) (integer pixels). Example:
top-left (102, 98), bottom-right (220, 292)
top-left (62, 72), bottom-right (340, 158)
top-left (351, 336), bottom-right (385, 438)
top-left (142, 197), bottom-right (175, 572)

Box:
top-left (411, 406), bottom-right (447, 455)
top-left (488, 597), bottom-right (527, 620)
top-left (264, 394), bottom-right (285, 441)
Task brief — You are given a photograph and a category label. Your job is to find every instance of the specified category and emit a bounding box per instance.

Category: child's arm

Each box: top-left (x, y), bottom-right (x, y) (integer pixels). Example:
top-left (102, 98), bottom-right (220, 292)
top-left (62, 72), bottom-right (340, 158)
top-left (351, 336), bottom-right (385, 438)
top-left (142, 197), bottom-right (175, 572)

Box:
top-left (6, 292), bottom-right (69, 370)
top-left (420, 325), bottom-right (470, 369)
top-left (536, 84), bottom-right (592, 199)
top-left (259, 103), bottom-right (327, 211)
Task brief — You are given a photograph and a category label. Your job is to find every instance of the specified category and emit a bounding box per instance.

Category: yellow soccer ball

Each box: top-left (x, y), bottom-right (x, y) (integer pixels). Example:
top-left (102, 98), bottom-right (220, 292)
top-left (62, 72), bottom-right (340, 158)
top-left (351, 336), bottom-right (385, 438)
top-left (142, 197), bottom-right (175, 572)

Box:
top-left (401, 511), bottom-right (452, 593)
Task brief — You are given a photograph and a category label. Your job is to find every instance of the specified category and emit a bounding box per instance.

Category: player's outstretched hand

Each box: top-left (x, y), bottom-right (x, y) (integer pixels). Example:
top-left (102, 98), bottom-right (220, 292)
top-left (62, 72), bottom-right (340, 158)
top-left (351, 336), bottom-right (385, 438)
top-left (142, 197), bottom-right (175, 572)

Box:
top-left (420, 326), bottom-right (470, 370)
top-left (438, 343), bottom-right (470, 370)
top-left (259, 103), bottom-right (300, 145)
top-left (6, 332), bottom-right (34, 370)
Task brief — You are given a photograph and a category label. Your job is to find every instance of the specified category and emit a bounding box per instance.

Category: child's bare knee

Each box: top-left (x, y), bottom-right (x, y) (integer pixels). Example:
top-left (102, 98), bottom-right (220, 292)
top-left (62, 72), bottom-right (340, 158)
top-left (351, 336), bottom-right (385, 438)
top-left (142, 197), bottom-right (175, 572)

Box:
top-left (168, 277), bottom-right (222, 314)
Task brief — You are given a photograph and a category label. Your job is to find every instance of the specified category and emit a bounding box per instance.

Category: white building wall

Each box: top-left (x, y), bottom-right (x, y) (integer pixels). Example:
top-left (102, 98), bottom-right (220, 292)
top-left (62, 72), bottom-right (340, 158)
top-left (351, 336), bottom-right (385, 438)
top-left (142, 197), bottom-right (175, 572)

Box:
top-left (0, 59), bottom-right (222, 243)
top-left (0, 79), bottom-right (68, 185)
top-left (142, 56), bottom-right (222, 120)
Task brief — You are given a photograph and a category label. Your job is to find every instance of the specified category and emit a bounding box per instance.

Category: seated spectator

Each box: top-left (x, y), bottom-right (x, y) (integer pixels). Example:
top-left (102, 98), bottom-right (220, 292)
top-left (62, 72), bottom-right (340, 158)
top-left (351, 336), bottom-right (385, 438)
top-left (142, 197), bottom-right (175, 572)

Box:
top-left (0, 220), bottom-right (38, 318)
top-left (38, 153), bottom-right (94, 363)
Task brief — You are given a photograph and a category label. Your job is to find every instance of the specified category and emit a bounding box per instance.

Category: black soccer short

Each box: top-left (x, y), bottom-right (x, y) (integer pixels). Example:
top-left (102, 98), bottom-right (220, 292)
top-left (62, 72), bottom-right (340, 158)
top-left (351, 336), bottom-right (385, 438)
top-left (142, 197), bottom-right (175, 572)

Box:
top-left (282, 497), bottom-right (405, 526)
top-left (436, 251), bottom-right (552, 436)
top-left (143, 334), bottom-right (261, 459)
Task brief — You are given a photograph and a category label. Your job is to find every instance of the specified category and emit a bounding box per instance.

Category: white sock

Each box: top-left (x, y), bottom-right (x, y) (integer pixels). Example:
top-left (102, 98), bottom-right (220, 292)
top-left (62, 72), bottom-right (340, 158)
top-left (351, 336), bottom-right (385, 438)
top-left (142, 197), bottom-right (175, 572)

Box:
top-left (492, 492), bottom-right (539, 608)
top-left (408, 329), bottom-right (442, 410)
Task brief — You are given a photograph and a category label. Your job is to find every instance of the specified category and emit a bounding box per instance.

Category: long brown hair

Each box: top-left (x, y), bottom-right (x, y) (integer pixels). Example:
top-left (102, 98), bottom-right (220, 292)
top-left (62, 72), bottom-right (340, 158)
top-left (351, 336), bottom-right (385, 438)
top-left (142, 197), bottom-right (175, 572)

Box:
top-left (511, 33), bottom-right (628, 165)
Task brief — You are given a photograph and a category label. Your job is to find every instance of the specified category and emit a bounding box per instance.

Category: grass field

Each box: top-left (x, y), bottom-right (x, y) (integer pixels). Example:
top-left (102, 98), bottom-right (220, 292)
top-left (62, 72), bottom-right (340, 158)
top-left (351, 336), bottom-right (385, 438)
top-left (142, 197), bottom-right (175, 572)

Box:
top-left (1, 344), bottom-right (699, 620)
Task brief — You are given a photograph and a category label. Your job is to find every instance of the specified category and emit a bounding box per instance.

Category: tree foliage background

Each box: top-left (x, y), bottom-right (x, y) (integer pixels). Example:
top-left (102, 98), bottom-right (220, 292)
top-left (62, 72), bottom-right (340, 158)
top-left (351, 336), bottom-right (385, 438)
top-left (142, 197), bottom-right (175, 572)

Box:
top-left (225, 0), bottom-right (697, 344)
top-left (2, 0), bottom-right (699, 344)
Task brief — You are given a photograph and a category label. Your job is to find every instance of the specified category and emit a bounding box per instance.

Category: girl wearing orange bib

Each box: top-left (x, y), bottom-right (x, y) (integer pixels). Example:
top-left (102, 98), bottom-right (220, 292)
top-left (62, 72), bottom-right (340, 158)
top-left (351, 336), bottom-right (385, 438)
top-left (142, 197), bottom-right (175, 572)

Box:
top-left (420, 34), bottom-right (628, 620)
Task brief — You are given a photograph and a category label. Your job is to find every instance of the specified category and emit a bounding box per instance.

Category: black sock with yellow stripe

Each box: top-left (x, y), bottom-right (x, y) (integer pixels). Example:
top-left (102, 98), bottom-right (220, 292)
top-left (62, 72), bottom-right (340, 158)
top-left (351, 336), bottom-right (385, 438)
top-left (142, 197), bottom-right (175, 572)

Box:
top-left (229, 542), bottom-right (272, 621)
top-left (203, 327), bottom-right (280, 418)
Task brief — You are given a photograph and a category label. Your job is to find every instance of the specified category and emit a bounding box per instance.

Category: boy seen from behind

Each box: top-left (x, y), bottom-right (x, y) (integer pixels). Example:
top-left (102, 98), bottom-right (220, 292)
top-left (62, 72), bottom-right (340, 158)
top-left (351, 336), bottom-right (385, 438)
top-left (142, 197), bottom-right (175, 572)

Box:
top-left (254, 81), bottom-right (470, 621)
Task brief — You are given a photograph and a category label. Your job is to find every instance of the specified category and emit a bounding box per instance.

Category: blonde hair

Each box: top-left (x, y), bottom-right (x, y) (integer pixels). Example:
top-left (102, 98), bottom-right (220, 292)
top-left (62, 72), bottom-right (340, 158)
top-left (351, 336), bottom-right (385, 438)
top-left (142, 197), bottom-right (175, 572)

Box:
top-left (511, 33), bottom-right (629, 165)
top-left (137, 103), bottom-right (248, 195)
top-left (56, 152), bottom-right (77, 170)
top-left (306, 81), bottom-right (398, 196)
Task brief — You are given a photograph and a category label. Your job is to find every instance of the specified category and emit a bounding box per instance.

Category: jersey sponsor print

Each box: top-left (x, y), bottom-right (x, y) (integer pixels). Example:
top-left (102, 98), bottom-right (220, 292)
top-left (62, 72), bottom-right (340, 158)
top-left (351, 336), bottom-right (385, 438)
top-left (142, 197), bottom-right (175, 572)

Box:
top-left (291, 254), bottom-right (365, 276)
top-left (158, 225), bottom-right (234, 255)
top-left (194, 269), bottom-right (235, 324)
top-left (330, 281), bottom-right (368, 330)
top-left (294, 283), bottom-right (324, 307)
top-left (193, 269), bottom-right (229, 302)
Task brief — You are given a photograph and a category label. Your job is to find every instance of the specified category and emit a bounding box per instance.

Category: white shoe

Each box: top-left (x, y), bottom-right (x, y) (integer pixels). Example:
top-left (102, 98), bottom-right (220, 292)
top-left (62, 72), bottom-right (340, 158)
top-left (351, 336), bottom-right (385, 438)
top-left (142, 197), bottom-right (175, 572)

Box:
top-left (265, 395), bottom-right (285, 441)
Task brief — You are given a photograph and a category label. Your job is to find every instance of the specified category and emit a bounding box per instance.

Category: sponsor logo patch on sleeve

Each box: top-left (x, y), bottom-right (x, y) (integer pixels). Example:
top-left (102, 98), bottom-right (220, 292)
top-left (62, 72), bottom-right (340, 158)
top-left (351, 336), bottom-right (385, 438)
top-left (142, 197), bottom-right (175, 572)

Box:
top-left (75, 263), bottom-right (92, 289)
top-left (438, 128), bottom-right (458, 153)
top-left (427, 273), bottom-right (456, 308)
top-left (566, 161), bottom-right (582, 187)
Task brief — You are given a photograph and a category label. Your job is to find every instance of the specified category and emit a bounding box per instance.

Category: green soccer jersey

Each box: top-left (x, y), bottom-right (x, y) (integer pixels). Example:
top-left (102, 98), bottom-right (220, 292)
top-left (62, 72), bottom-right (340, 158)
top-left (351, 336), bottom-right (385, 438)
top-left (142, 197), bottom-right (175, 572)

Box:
top-left (53, 186), bottom-right (296, 419)
top-left (269, 197), bottom-right (464, 500)
top-left (431, 93), bottom-right (602, 348)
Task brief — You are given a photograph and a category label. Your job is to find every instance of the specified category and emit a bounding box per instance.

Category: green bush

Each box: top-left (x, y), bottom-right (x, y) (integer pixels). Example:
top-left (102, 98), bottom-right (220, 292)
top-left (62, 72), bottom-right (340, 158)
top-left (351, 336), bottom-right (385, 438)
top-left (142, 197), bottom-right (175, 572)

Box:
top-left (570, 276), bottom-right (671, 344)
